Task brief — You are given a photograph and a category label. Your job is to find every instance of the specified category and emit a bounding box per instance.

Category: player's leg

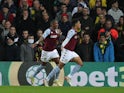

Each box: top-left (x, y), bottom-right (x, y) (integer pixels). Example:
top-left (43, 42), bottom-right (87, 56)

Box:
top-left (33, 50), bottom-right (48, 77)
top-left (33, 62), bottom-right (47, 77)
top-left (68, 56), bottom-right (83, 77)
top-left (47, 48), bottom-right (72, 86)
top-left (30, 50), bottom-right (48, 85)
top-left (44, 62), bottom-right (65, 86)
top-left (44, 49), bottom-right (61, 86)
top-left (44, 49), bottom-right (60, 86)
top-left (52, 57), bottom-right (62, 86)
top-left (44, 48), bottom-right (68, 86)
top-left (52, 58), bottom-right (60, 79)
top-left (65, 52), bottom-right (83, 86)
top-left (50, 49), bottom-right (60, 80)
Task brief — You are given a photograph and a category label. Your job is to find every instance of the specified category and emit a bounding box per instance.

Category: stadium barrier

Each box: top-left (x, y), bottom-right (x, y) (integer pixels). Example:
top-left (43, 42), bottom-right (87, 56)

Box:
top-left (0, 62), bottom-right (124, 87)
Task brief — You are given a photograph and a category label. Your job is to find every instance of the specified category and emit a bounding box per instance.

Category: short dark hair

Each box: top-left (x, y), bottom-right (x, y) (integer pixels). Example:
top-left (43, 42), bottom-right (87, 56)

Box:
top-left (60, 3), bottom-right (67, 7)
top-left (50, 19), bottom-right (58, 26)
top-left (111, 0), bottom-right (118, 5)
top-left (71, 19), bottom-right (80, 27)
top-left (100, 32), bottom-right (106, 37)
top-left (6, 36), bottom-right (14, 41)
top-left (28, 34), bottom-right (34, 37)
top-left (2, 4), bottom-right (9, 9)
top-left (83, 32), bottom-right (90, 37)
top-left (22, 30), bottom-right (29, 33)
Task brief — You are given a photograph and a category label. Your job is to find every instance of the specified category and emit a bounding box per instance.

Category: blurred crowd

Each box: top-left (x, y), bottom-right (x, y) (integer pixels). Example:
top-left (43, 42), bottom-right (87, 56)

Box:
top-left (0, 0), bottom-right (124, 62)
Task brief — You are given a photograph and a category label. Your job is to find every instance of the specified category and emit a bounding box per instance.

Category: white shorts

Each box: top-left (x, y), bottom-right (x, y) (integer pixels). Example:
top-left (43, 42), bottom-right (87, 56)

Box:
top-left (60, 48), bottom-right (79, 64)
top-left (41, 49), bottom-right (59, 62)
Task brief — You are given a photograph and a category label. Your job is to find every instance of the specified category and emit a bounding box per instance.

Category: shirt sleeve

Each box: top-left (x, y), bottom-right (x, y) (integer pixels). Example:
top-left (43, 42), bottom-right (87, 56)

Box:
top-left (62, 29), bottom-right (75, 47)
top-left (42, 29), bottom-right (51, 39)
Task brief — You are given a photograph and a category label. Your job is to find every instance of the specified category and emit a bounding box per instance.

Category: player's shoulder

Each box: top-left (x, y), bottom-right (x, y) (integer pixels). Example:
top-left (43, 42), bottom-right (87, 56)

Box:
top-left (69, 29), bottom-right (75, 33)
top-left (68, 29), bottom-right (76, 35)
top-left (44, 28), bottom-right (51, 34)
top-left (45, 28), bottom-right (51, 32)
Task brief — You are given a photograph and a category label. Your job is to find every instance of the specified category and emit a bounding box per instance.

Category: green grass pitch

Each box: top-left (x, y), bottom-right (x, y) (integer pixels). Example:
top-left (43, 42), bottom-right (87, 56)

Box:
top-left (0, 86), bottom-right (123, 93)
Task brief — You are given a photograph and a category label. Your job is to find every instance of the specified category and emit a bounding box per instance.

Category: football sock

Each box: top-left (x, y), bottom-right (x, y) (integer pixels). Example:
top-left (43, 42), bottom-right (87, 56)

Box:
top-left (33, 65), bottom-right (45, 77)
top-left (46, 66), bottom-right (60, 81)
top-left (55, 70), bottom-right (60, 80)
top-left (68, 64), bottom-right (81, 78)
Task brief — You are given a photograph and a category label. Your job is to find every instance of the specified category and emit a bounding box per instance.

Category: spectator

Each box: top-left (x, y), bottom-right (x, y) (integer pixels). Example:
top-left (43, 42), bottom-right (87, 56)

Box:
top-left (34, 29), bottom-right (43, 62)
top-left (115, 29), bottom-right (124, 62)
top-left (72, 0), bottom-right (88, 16)
top-left (0, 4), bottom-right (14, 24)
top-left (76, 32), bottom-right (94, 62)
top-left (16, 0), bottom-right (31, 21)
top-left (30, 0), bottom-right (43, 21)
top-left (37, 12), bottom-right (51, 32)
top-left (80, 7), bottom-right (94, 37)
top-left (102, 7), bottom-right (114, 24)
top-left (18, 30), bottom-right (29, 46)
top-left (89, 0), bottom-right (107, 9)
top-left (39, 0), bottom-right (55, 18)
top-left (98, 19), bottom-right (118, 43)
top-left (5, 0), bottom-right (17, 17)
top-left (94, 32), bottom-right (115, 62)
top-left (5, 26), bottom-right (19, 45)
top-left (72, 3), bottom-right (84, 20)
top-left (56, 3), bottom-right (72, 22)
top-left (108, 0), bottom-right (123, 24)
top-left (4, 36), bottom-right (20, 61)
top-left (59, 13), bottom-right (71, 37)
top-left (53, 0), bottom-right (62, 18)
top-left (91, 6), bottom-right (103, 24)
top-left (90, 0), bottom-right (107, 23)
top-left (19, 0), bottom-right (33, 8)
top-left (93, 14), bottom-right (106, 42)
top-left (61, 0), bottom-right (76, 12)
top-left (16, 9), bottom-right (36, 36)
top-left (116, 16), bottom-right (124, 36)
top-left (20, 34), bottom-right (35, 62)
top-left (0, 20), bottom-right (11, 40)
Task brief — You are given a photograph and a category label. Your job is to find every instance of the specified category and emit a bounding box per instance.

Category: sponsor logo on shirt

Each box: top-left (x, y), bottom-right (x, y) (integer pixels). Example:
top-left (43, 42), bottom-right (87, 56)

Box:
top-left (50, 35), bottom-right (58, 38)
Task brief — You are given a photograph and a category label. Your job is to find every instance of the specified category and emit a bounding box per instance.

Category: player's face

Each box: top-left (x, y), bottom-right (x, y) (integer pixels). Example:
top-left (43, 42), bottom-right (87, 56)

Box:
top-left (52, 21), bottom-right (59, 29)
top-left (76, 21), bottom-right (81, 30)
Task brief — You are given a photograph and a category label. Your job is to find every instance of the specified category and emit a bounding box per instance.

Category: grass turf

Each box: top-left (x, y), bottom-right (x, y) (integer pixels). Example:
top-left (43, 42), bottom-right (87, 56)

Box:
top-left (0, 86), bottom-right (123, 93)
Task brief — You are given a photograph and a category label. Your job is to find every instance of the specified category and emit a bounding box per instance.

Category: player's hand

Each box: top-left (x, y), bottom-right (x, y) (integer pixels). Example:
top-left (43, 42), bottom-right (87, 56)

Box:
top-left (105, 32), bottom-right (111, 39)
top-left (31, 43), bottom-right (37, 48)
